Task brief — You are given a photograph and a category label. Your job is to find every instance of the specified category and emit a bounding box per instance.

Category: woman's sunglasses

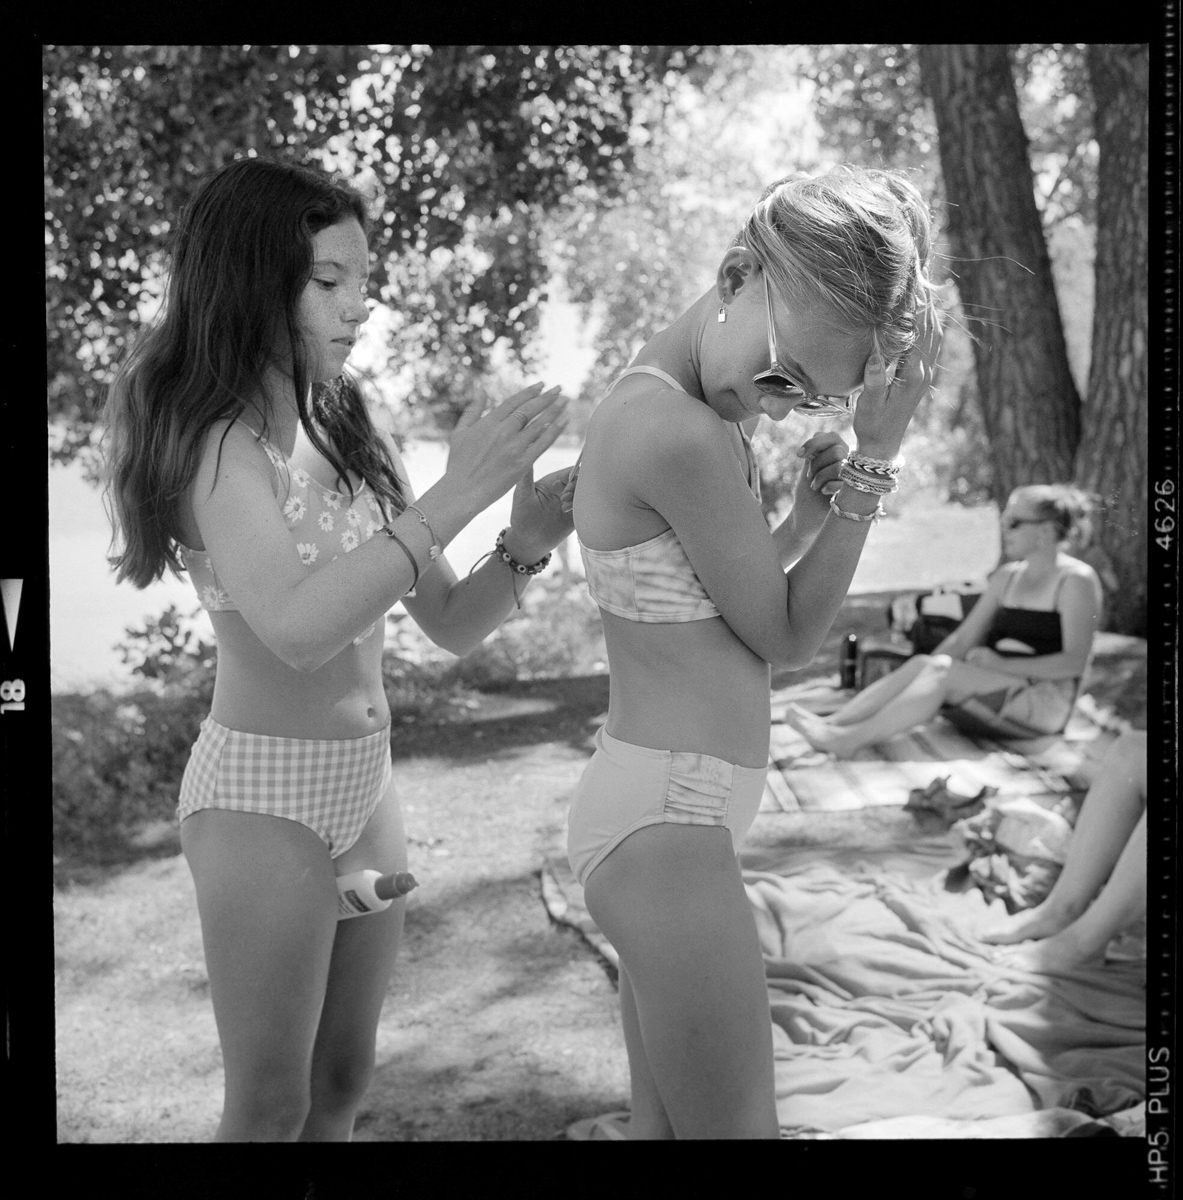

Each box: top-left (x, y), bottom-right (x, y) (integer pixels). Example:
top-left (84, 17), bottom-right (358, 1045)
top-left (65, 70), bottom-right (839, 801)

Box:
top-left (752, 270), bottom-right (861, 416)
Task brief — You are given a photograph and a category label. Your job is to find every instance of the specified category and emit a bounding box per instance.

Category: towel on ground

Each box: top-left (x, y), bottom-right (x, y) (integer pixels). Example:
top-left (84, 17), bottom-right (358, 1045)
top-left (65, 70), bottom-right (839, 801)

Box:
top-left (745, 853), bottom-right (1144, 1134)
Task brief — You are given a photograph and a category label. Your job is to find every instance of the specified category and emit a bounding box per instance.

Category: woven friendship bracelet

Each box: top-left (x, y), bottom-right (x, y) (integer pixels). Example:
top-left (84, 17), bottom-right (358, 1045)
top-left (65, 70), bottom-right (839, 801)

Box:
top-left (847, 452), bottom-right (904, 475)
top-left (839, 462), bottom-right (898, 494)
top-left (829, 493), bottom-right (885, 524)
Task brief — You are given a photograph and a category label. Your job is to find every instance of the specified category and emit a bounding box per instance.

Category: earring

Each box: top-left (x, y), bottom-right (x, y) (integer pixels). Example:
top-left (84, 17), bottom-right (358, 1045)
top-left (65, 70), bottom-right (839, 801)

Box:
top-left (717, 305), bottom-right (727, 323)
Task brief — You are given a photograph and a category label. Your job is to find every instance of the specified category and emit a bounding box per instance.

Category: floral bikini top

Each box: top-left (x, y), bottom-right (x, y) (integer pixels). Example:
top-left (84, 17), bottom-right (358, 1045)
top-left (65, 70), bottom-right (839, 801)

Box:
top-left (578, 365), bottom-right (761, 624)
top-left (178, 434), bottom-right (390, 645)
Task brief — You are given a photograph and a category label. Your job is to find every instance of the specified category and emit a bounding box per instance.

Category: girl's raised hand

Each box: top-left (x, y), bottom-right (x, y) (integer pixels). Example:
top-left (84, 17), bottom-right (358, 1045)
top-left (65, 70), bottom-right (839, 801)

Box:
top-left (505, 464), bottom-right (578, 563)
top-left (446, 383), bottom-right (569, 509)
top-left (851, 307), bottom-right (942, 458)
top-left (796, 431), bottom-right (851, 499)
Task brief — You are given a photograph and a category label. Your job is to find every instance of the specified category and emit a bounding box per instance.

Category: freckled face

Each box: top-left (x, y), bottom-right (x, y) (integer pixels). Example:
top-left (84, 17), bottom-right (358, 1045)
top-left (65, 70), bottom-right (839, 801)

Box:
top-left (703, 278), bottom-right (871, 423)
top-left (297, 218), bottom-right (372, 382)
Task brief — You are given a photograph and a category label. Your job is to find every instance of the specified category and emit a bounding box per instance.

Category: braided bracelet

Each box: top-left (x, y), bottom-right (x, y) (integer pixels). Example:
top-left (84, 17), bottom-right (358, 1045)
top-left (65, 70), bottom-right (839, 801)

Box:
top-left (839, 463), bottom-right (892, 492)
top-left (839, 462), bottom-right (898, 495)
top-left (848, 452), bottom-right (904, 475)
top-left (829, 493), bottom-right (885, 524)
top-left (406, 504), bottom-right (442, 561)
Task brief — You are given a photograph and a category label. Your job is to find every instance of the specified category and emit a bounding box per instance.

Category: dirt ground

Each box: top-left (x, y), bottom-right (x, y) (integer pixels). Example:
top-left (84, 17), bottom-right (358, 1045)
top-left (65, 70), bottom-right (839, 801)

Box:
top-left (54, 675), bottom-right (629, 1143)
top-left (52, 582), bottom-right (1146, 1143)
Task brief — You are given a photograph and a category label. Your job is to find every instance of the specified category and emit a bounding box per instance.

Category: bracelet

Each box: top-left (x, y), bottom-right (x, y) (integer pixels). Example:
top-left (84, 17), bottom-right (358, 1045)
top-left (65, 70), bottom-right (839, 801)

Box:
top-left (406, 504), bottom-right (442, 561)
top-left (838, 462), bottom-right (898, 494)
top-left (829, 493), bottom-right (885, 524)
top-left (494, 527), bottom-right (551, 608)
top-left (839, 468), bottom-right (892, 492)
top-left (495, 528), bottom-right (551, 576)
top-left (381, 525), bottom-right (422, 591)
top-left (849, 452), bottom-right (904, 474)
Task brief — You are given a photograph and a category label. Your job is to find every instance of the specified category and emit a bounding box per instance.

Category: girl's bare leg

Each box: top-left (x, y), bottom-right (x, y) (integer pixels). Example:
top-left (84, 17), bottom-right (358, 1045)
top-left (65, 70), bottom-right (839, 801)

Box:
top-left (982, 731), bottom-right (1147, 947)
top-left (786, 653), bottom-right (936, 727)
top-left (299, 780), bottom-right (408, 1141)
top-left (1001, 811), bottom-right (1146, 972)
top-left (584, 825), bottom-right (779, 1140)
top-left (787, 656), bottom-right (1025, 758)
top-left (616, 965), bottom-right (675, 1139)
top-left (181, 811), bottom-right (340, 1141)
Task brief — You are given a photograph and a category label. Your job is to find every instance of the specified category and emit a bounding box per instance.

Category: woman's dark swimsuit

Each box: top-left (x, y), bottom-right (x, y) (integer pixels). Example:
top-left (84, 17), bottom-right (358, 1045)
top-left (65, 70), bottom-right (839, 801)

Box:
top-left (946, 567), bottom-right (1080, 738)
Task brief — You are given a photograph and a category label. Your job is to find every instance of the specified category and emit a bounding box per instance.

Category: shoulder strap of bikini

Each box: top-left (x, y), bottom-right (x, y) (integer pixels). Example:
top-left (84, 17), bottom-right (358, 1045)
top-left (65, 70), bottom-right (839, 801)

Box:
top-left (608, 364), bottom-right (689, 395)
top-left (1050, 568), bottom-right (1070, 607)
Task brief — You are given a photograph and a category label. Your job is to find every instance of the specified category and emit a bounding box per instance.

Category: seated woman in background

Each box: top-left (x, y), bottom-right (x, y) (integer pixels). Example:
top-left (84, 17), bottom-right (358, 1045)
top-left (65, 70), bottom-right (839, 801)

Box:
top-left (980, 728), bottom-right (1146, 972)
top-left (786, 484), bottom-right (1102, 758)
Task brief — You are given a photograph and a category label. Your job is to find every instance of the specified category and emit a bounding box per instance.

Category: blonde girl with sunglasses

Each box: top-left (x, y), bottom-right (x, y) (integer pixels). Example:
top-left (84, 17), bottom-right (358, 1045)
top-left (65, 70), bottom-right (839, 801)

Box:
top-left (567, 167), bottom-right (943, 1137)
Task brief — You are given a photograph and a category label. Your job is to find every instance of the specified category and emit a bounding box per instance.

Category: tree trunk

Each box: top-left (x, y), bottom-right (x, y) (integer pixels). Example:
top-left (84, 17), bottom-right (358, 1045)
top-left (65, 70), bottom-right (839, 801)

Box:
top-left (1076, 45), bottom-right (1149, 636)
top-left (918, 45), bottom-right (1081, 504)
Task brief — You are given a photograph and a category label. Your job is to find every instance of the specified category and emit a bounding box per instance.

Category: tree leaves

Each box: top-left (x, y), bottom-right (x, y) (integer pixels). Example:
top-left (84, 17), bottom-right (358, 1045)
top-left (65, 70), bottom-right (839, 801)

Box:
top-left (45, 44), bottom-right (697, 458)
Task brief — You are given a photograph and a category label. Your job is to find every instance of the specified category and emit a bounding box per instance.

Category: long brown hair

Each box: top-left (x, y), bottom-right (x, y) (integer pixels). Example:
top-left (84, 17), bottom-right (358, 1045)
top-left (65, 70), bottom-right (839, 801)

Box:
top-left (103, 157), bottom-right (405, 588)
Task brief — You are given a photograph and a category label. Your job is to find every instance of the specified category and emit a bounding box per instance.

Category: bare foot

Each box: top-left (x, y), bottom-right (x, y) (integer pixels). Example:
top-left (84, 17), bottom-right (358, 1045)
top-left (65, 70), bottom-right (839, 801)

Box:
top-left (783, 708), bottom-right (857, 756)
top-left (783, 701), bottom-right (820, 730)
top-left (994, 927), bottom-right (1106, 974)
top-left (979, 900), bottom-right (1082, 946)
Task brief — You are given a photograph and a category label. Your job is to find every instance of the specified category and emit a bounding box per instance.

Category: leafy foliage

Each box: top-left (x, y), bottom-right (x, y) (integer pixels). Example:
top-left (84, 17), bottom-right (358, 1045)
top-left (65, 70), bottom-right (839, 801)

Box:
top-left (800, 43), bottom-right (1096, 229)
top-left (548, 46), bottom-right (827, 413)
top-left (45, 44), bottom-right (704, 461)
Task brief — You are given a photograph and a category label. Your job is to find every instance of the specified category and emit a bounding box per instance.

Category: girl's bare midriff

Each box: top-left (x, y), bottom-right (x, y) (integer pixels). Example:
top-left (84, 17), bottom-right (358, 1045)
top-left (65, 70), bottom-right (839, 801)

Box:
top-left (600, 610), bottom-right (772, 769)
top-left (206, 612), bottom-right (390, 739)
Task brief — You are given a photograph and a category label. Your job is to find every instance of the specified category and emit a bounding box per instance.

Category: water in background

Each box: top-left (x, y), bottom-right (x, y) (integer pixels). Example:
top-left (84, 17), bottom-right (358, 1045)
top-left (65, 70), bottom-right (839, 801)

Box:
top-left (49, 442), bottom-right (582, 690)
top-left (50, 445), bottom-right (1000, 691)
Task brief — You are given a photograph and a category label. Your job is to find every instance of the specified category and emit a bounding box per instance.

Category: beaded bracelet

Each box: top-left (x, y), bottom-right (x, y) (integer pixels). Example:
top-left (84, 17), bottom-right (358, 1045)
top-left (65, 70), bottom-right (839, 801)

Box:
top-left (491, 528), bottom-right (552, 608)
top-left (406, 504), bottom-right (442, 561)
top-left (495, 528), bottom-right (552, 575)
top-left (381, 525), bottom-right (422, 591)
top-left (829, 493), bottom-right (885, 524)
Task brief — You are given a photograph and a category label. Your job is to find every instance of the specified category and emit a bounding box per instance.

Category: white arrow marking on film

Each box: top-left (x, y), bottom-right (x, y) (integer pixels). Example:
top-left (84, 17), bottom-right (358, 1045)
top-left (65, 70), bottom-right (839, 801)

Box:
top-left (0, 579), bottom-right (22, 652)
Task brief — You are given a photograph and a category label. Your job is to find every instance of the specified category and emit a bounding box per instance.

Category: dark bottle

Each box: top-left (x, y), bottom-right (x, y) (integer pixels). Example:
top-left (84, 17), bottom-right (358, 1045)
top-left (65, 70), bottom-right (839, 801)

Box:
top-left (839, 633), bottom-right (859, 690)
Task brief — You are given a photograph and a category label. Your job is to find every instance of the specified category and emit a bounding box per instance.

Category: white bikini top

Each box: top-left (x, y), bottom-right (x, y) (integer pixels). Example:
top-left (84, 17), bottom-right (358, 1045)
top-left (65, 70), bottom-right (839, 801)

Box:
top-left (178, 433), bottom-right (390, 645)
top-left (578, 365), bottom-right (760, 624)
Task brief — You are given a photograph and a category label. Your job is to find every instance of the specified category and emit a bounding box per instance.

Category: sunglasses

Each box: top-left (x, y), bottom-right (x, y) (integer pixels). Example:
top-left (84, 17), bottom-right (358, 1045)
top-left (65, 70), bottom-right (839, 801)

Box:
top-left (752, 270), bottom-right (861, 416)
top-left (1002, 516), bottom-right (1051, 531)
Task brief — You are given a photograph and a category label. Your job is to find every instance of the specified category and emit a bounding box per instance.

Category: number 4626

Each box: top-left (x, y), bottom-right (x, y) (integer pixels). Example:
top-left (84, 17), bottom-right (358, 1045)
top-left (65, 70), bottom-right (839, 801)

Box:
top-left (1155, 480), bottom-right (1176, 551)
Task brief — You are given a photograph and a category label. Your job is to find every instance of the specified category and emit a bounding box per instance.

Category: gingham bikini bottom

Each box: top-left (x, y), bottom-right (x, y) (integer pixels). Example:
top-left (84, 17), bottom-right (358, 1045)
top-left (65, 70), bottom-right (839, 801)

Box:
top-left (177, 716), bottom-right (393, 858)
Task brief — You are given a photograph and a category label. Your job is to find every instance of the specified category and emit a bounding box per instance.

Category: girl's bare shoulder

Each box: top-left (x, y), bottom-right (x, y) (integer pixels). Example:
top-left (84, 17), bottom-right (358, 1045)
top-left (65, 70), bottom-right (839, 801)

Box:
top-left (587, 383), bottom-right (722, 464)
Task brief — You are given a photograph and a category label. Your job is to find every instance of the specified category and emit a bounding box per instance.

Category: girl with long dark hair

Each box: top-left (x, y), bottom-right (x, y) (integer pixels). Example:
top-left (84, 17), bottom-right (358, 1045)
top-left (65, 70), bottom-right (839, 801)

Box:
top-left (104, 157), bottom-right (572, 1140)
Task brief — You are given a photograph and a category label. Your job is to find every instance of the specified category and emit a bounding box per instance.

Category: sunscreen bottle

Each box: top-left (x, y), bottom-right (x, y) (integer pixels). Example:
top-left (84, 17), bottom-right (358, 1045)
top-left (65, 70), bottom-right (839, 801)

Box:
top-left (336, 869), bottom-right (418, 920)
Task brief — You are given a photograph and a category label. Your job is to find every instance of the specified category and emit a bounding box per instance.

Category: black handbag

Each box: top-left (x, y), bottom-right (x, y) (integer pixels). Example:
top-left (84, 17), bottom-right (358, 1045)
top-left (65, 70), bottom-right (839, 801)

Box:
top-left (889, 586), bottom-right (983, 654)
